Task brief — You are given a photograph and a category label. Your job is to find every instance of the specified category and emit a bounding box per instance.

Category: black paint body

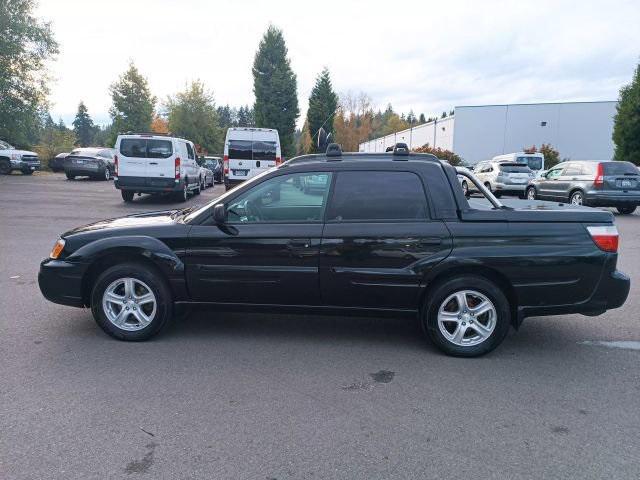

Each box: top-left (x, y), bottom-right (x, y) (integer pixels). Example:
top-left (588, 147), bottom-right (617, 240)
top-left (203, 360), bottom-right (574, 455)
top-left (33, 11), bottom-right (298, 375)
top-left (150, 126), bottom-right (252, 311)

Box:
top-left (39, 153), bottom-right (630, 326)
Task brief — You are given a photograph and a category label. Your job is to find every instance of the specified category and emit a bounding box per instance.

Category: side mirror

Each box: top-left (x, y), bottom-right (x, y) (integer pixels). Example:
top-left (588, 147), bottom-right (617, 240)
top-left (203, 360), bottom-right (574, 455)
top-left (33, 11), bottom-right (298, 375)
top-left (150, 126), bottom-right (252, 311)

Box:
top-left (213, 203), bottom-right (227, 224)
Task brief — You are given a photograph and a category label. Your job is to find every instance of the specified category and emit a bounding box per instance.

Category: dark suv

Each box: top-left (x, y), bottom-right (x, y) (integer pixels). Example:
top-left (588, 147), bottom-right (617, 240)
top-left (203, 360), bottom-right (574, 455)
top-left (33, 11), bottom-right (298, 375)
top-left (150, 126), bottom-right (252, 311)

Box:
top-left (526, 160), bottom-right (640, 214)
top-left (39, 145), bottom-right (629, 357)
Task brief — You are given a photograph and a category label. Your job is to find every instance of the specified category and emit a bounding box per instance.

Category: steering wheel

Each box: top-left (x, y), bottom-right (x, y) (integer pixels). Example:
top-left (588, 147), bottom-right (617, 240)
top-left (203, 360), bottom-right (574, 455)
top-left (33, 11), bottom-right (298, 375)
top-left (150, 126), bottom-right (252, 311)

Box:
top-left (244, 199), bottom-right (264, 222)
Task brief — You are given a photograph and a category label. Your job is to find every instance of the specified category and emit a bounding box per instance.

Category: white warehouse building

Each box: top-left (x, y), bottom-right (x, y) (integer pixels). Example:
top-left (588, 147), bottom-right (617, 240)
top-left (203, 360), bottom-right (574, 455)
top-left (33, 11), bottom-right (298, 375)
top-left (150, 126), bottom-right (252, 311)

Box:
top-left (358, 101), bottom-right (617, 165)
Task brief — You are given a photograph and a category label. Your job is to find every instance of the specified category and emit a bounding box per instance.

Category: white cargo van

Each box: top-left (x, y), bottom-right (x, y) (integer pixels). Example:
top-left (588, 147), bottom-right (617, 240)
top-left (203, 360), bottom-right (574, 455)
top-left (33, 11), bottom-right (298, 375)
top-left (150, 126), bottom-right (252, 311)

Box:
top-left (223, 127), bottom-right (281, 191)
top-left (492, 152), bottom-right (545, 172)
top-left (114, 133), bottom-right (200, 202)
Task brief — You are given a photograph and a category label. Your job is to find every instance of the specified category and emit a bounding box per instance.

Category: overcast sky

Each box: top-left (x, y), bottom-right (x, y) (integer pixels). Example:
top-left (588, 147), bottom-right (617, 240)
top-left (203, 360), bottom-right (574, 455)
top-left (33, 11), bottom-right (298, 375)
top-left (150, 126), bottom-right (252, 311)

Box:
top-left (38, 0), bottom-right (640, 128)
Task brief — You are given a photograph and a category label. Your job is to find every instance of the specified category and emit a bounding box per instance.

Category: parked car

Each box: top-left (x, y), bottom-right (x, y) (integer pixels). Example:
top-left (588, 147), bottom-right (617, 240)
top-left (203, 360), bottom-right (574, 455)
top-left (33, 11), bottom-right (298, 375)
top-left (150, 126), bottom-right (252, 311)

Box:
top-left (64, 148), bottom-right (116, 181)
top-left (38, 143), bottom-right (629, 357)
top-left (203, 156), bottom-right (223, 183)
top-left (465, 160), bottom-right (534, 198)
top-left (113, 133), bottom-right (201, 202)
top-left (492, 151), bottom-right (545, 173)
top-left (526, 160), bottom-right (640, 214)
top-left (196, 159), bottom-right (214, 189)
top-left (49, 152), bottom-right (69, 172)
top-left (224, 127), bottom-right (281, 191)
top-left (0, 139), bottom-right (40, 175)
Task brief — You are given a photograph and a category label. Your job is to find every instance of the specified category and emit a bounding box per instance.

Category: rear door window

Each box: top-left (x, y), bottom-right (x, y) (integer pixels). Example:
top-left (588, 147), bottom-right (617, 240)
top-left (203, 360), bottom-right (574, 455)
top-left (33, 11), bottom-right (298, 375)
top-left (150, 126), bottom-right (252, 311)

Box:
top-left (253, 141), bottom-right (277, 160)
top-left (228, 140), bottom-right (253, 160)
top-left (603, 162), bottom-right (639, 176)
top-left (185, 142), bottom-right (195, 160)
top-left (120, 139), bottom-right (172, 158)
top-left (327, 171), bottom-right (428, 221)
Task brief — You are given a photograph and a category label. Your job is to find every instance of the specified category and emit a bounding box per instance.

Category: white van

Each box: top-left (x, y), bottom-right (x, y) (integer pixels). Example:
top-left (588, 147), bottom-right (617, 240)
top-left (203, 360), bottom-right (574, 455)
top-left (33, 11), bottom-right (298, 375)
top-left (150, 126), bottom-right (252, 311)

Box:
top-left (223, 127), bottom-right (281, 191)
top-left (492, 152), bottom-right (545, 172)
top-left (114, 133), bottom-right (200, 202)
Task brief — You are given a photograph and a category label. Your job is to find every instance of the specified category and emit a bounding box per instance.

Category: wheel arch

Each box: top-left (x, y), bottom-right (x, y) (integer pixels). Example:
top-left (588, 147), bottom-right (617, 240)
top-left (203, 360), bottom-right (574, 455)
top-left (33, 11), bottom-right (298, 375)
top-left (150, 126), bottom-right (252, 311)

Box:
top-left (72, 237), bottom-right (185, 306)
top-left (421, 264), bottom-right (519, 328)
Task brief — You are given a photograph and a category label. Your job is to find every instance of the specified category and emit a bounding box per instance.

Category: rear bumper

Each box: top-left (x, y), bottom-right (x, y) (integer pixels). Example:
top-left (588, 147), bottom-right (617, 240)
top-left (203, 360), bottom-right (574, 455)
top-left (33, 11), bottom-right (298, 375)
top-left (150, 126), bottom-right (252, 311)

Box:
top-left (115, 176), bottom-right (184, 193)
top-left (494, 183), bottom-right (527, 193)
top-left (224, 177), bottom-right (246, 188)
top-left (38, 259), bottom-right (87, 308)
top-left (65, 166), bottom-right (104, 176)
top-left (586, 191), bottom-right (640, 207)
top-left (516, 268), bottom-right (630, 325)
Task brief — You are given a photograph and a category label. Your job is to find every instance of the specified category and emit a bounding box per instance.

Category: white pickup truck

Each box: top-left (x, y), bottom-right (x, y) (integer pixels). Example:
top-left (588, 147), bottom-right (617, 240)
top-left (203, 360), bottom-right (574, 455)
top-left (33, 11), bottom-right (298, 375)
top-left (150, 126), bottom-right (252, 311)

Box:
top-left (0, 139), bottom-right (41, 175)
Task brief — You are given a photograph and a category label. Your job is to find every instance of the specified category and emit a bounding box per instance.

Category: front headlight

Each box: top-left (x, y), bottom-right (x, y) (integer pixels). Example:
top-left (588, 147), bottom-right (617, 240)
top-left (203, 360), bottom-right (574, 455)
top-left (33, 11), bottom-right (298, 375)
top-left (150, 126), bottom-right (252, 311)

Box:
top-left (49, 238), bottom-right (66, 259)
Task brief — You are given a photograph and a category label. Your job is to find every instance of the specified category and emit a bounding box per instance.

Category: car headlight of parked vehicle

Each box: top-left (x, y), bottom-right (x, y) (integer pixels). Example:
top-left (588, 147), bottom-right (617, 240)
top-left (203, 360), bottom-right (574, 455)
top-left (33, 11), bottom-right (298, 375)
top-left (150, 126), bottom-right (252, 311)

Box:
top-left (49, 238), bottom-right (65, 259)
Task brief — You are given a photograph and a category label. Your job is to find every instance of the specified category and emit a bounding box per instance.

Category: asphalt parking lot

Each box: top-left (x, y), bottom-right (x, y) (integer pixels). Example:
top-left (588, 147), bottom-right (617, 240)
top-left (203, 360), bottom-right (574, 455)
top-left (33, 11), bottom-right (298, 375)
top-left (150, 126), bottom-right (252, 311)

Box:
top-left (1, 172), bottom-right (639, 479)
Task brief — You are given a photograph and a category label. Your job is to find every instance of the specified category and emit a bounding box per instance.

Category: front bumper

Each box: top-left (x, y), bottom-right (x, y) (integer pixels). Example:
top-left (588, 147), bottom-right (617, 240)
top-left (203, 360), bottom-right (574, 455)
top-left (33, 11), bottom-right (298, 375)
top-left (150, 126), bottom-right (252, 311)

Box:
top-left (16, 161), bottom-right (40, 171)
top-left (38, 259), bottom-right (87, 308)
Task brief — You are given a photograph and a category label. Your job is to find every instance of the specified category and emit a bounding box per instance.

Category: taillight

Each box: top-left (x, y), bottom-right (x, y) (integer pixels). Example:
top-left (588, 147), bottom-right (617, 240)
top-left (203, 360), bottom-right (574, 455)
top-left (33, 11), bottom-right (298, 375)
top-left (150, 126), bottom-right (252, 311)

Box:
top-left (587, 225), bottom-right (619, 253)
top-left (594, 163), bottom-right (604, 188)
top-left (114, 155), bottom-right (118, 175)
top-left (223, 155), bottom-right (229, 174)
top-left (275, 157), bottom-right (282, 166)
top-left (175, 157), bottom-right (180, 179)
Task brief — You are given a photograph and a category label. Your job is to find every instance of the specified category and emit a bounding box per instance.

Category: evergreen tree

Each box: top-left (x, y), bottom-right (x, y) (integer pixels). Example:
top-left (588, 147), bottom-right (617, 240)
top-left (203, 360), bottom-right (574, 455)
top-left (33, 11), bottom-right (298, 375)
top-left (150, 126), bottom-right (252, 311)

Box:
top-left (56, 119), bottom-right (67, 131)
top-left (237, 106), bottom-right (250, 127)
top-left (441, 111), bottom-right (448, 118)
top-left (613, 63), bottom-right (640, 165)
top-left (166, 80), bottom-right (222, 154)
top-left (407, 110), bottom-right (416, 125)
top-left (253, 26), bottom-right (299, 157)
top-left (217, 105), bottom-right (234, 130)
top-left (109, 62), bottom-right (156, 142)
top-left (306, 68), bottom-right (338, 153)
top-left (72, 101), bottom-right (94, 146)
top-left (418, 113), bottom-right (426, 124)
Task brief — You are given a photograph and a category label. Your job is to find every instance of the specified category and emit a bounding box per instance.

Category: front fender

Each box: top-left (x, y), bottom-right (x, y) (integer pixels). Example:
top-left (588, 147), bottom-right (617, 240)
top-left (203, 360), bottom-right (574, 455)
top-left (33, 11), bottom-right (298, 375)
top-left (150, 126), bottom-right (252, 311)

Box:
top-left (67, 235), bottom-right (184, 276)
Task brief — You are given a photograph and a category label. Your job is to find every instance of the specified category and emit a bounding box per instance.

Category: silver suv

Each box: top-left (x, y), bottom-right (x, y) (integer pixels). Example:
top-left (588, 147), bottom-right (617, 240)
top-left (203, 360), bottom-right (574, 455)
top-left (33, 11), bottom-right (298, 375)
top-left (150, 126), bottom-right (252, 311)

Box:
top-left (526, 160), bottom-right (640, 214)
top-left (463, 161), bottom-right (534, 198)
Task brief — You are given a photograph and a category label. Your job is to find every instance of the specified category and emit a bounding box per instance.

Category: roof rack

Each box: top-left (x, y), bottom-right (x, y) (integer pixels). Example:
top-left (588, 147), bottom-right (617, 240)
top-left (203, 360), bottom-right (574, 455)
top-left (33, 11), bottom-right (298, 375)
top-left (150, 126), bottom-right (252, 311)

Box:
top-left (393, 142), bottom-right (410, 157)
top-left (122, 131), bottom-right (173, 136)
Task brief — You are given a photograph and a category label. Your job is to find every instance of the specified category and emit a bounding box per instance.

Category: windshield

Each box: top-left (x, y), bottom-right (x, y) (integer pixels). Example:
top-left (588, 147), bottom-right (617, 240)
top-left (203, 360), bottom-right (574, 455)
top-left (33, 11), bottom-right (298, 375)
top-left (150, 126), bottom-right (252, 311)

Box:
top-left (183, 167), bottom-right (277, 223)
top-left (0, 140), bottom-right (14, 149)
top-left (516, 156), bottom-right (543, 170)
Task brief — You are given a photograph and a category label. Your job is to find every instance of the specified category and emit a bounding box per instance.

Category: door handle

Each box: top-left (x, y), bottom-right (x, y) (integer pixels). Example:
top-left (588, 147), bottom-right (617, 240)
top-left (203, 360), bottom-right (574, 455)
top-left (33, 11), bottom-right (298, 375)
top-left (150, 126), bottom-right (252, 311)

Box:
top-left (149, 162), bottom-right (158, 165)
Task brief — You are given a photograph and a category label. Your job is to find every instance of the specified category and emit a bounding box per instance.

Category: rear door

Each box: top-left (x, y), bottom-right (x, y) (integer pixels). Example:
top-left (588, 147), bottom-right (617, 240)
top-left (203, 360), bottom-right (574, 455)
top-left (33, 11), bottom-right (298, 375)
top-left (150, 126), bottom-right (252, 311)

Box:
top-left (227, 130), bottom-right (253, 181)
top-left (602, 161), bottom-right (640, 196)
top-left (118, 137), bottom-right (147, 177)
top-left (145, 138), bottom-right (175, 179)
top-left (252, 133), bottom-right (279, 176)
top-left (319, 170), bottom-right (452, 310)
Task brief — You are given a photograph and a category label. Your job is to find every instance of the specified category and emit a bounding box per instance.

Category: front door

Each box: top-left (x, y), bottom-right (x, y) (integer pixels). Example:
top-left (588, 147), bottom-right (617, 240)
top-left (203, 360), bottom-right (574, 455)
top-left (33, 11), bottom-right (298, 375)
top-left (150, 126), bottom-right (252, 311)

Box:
top-left (186, 171), bottom-right (333, 305)
top-left (319, 171), bottom-right (452, 310)
top-left (538, 165), bottom-right (565, 199)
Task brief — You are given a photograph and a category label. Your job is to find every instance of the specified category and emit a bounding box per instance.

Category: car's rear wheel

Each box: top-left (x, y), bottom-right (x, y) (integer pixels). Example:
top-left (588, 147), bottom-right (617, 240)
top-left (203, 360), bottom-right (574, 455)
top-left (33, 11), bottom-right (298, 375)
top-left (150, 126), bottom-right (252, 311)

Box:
top-left (174, 182), bottom-right (188, 202)
top-left (121, 190), bottom-right (134, 202)
top-left (103, 168), bottom-right (111, 181)
top-left (0, 159), bottom-right (11, 175)
top-left (526, 186), bottom-right (536, 200)
top-left (90, 263), bottom-right (172, 341)
top-left (617, 205), bottom-right (636, 215)
top-left (66, 173), bottom-right (75, 180)
top-left (570, 191), bottom-right (584, 206)
top-left (422, 275), bottom-right (511, 357)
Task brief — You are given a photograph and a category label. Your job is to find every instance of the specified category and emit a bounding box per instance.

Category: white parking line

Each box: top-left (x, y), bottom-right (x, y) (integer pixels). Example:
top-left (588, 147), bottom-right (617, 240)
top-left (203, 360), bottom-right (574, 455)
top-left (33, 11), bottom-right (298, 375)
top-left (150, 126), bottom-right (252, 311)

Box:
top-left (579, 340), bottom-right (640, 351)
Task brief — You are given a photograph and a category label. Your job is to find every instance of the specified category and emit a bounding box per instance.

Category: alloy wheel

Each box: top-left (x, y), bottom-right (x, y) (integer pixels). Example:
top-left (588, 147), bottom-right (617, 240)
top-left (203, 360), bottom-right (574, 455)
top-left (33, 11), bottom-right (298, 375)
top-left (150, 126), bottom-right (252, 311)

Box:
top-left (437, 290), bottom-right (497, 347)
top-left (102, 277), bottom-right (157, 331)
top-left (570, 192), bottom-right (583, 205)
top-left (527, 188), bottom-right (536, 200)
top-left (104, 169), bottom-right (111, 180)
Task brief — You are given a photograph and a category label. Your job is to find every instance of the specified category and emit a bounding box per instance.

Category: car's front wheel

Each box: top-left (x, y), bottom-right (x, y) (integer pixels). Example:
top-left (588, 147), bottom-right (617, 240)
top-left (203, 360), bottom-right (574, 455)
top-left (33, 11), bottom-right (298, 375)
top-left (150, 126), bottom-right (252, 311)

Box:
top-left (103, 168), bottom-right (111, 181)
top-left (121, 190), bottom-right (134, 202)
top-left (526, 186), bottom-right (536, 200)
top-left (617, 205), bottom-right (636, 215)
top-left (90, 263), bottom-right (172, 341)
top-left (422, 275), bottom-right (511, 357)
top-left (66, 173), bottom-right (75, 180)
top-left (0, 159), bottom-right (11, 175)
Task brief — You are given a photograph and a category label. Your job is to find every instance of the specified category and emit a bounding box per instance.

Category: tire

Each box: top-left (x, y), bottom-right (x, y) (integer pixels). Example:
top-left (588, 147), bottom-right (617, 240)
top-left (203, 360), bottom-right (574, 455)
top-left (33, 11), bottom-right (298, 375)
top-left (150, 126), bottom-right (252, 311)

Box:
top-left (121, 190), bottom-right (134, 202)
top-left (0, 159), bottom-right (11, 175)
top-left (200, 177), bottom-right (206, 191)
top-left (422, 275), bottom-right (511, 357)
top-left (174, 182), bottom-right (188, 202)
top-left (103, 168), bottom-right (111, 181)
top-left (570, 190), bottom-right (584, 206)
top-left (22, 169), bottom-right (34, 175)
top-left (461, 181), bottom-right (469, 197)
top-left (66, 173), bottom-right (75, 180)
top-left (194, 178), bottom-right (202, 195)
top-left (494, 192), bottom-right (502, 198)
top-left (617, 205), bottom-right (636, 215)
top-left (225, 184), bottom-right (231, 192)
top-left (90, 263), bottom-right (172, 341)
top-left (526, 187), bottom-right (536, 200)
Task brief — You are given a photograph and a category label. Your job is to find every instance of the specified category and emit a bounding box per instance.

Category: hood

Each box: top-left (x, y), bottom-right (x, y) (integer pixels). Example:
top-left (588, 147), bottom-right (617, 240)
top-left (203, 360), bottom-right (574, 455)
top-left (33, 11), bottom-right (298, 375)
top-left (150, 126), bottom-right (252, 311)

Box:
top-left (62, 209), bottom-right (180, 237)
top-left (10, 149), bottom-right (38, 156)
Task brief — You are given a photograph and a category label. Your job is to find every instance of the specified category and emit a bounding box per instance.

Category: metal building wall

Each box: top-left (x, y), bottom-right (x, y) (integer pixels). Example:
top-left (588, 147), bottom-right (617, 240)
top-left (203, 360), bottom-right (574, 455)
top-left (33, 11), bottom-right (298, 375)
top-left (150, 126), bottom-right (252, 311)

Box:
top-left (358, 116), bottom-right (454, 152)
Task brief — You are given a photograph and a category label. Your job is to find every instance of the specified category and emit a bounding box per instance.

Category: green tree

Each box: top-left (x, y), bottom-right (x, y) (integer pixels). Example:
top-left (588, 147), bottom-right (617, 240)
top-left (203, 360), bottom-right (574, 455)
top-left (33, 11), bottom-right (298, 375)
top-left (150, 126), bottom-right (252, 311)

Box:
top-left (166, 80), bottom-right (221, 154)
top-left (253, 26), bottom-right (299, 157)
top-left (0, 0), bottom-right (58, 146)
top-left (306, 68), bottom-right (338, 153)
top-left (418, 113), bottom-right (426, 124)
top-left (109, 62), bottom-right (156, 142)
top-left (613, 63), bottom-right (640, 165)
top-left (72, 101), bottom-right (94, 146)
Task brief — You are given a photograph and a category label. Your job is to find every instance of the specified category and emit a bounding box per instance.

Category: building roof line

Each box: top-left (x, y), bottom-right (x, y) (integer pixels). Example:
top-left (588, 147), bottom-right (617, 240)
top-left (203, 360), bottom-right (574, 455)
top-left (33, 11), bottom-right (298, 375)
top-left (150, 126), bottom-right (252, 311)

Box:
top-left (455, 100), bottom-right (616, 108)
